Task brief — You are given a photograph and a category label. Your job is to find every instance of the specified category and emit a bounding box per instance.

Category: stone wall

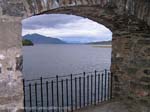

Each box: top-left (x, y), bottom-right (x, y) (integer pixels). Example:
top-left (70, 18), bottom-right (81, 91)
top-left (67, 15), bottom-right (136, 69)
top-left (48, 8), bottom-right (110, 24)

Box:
top-left (0, 0), bottom-right (150, 112)
top-left (0, 0), bottom-right (25, 111)
top-left (112, 22), bottom-right (150, 112)
top-left (0, 23), bottom-right (23, 111)
top-left (110, 1), bottom-right (150, 111)
top-left (43, 6), bottom-right (150, 111)
top-left (24, 0), bottom-right (110, 15)
top-left (111, 0), bottom-right (150, 27)
top-left (23, 0), bottom-right (150, 26)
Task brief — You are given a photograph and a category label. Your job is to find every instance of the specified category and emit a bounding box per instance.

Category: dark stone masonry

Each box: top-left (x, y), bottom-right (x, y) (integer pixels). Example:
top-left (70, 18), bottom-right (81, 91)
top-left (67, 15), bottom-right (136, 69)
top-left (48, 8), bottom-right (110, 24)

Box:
top-left (0, 0), bottom-right (150, 112)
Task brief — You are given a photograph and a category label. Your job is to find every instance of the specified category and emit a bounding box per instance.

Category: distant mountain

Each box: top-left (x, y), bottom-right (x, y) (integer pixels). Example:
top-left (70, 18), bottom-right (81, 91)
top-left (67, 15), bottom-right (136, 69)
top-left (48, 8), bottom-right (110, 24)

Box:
top-left (87, 40), bottom-right (112, 45)
top-left (23, 34), bottom-right (67, 44)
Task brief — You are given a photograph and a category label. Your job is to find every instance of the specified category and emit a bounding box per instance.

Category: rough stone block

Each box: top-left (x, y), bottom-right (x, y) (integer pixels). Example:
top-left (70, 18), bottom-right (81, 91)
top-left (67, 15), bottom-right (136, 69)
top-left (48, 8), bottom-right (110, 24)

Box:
top-left (137, 39), bottom-right (150, 45)
top-left (0, 21), bottom-right (22, 50)
top-left (140, 76), bottom-right (150, 83)
top-left (16, 55), bottom-right (23, 71)
top-left (127, 68), bottom-right (138, 75)
top-left (144, 69), bottom-right (150, 75)
top-left (2, 3), bottom-right (25, 17)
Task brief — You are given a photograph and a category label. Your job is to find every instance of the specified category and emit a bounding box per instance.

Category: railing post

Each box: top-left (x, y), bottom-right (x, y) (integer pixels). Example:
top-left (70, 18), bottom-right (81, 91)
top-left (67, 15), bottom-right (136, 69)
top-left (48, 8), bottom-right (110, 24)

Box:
top-left (79, 77), bottom-right (81, 108)
top-left (91, 75), bottom-right (93, 105)
top-left (35, 83), bottom-right (38, 112)
top-left (23, 79), bottom-right (26, 112)
top-left (94, 70), bottom-right (97, 105)
top-left (66, 79), bottom-right (69, 112)
top-left (70, 74), bottom-right (73, 112)
top-left (61, 80), bottom-right (64, 112)
top-left (101, 73), bottom-right (104, 102)
top-left (104, 70), bottom-right (107, 101)
top-left (105, 69), bottom-right (107, 77)
top-left (56, 75), bottom-right (59, 112)
top-left (98, 74), bottom-right (100, 102)
top-left (107, 72), bottom-right (110, 99)
top-left (110, 73), bottom-right (113, 99)
top-left (75, 77), bottom-right (77, 110)
top-left (29, 84), bottom-right (32, 112)
top-left (83, 72), bottom-right (85, 107)
top-left (40, 77), bottom-right (43, 112)
top-left (46, 81), bottom-right (49, 112)
top-left (51, 80), bottom-right (54, 112)
top-left (87, 75), bottom-right (89, 105)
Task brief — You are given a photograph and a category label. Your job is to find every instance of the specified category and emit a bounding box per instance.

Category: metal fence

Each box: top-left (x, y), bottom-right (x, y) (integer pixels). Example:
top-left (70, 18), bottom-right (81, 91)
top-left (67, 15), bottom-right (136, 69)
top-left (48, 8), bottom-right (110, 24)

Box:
top-left (23, 69), bottom-right (113, 112)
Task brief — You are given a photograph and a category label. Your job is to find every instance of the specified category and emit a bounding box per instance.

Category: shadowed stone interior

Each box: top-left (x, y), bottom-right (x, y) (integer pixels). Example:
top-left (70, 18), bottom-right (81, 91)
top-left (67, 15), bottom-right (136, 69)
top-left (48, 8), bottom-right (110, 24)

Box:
top-left (0, 0), bottom-right (150, 112)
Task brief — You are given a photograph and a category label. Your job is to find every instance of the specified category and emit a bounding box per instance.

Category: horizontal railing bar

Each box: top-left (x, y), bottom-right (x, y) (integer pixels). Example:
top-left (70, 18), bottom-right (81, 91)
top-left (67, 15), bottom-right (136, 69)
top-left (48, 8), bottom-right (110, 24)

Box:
top-left (24, 72), bottom-right (111, 87)
top-left (24, 69), bottom-right (108, 82)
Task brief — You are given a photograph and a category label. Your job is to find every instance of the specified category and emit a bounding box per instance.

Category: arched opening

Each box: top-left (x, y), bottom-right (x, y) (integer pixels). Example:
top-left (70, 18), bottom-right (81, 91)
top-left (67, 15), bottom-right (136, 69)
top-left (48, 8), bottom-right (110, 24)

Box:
top-left (22, 14), bottom-right (113, 111)
top-left (0, 1), bottom-right (150, 112)
top-left (22, 14), bottom-right (112, 79)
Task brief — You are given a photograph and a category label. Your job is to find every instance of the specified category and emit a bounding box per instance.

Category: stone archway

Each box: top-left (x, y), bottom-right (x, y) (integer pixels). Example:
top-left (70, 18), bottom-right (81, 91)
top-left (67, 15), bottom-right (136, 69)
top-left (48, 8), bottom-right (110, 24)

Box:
top-left (42, 6), bottom-right (150, 112)
top-left (0, 0), bottom-right (150, 112)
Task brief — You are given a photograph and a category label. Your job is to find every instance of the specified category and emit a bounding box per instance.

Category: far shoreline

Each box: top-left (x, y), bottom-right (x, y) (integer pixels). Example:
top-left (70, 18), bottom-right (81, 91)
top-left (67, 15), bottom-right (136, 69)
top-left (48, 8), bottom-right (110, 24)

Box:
top-left (22, 44), bottom-right (112, 48)
top-left (92, 45), bottom-right (112, 48)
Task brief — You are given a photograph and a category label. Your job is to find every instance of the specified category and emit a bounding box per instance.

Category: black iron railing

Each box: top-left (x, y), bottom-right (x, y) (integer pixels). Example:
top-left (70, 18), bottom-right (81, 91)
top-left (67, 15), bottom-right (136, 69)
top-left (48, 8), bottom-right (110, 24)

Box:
top-left (23, 69), bottom-right (113, 112)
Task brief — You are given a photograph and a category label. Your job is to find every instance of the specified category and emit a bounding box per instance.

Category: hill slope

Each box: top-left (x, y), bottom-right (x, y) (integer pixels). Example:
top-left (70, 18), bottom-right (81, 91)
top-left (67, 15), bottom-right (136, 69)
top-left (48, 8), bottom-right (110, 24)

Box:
top-left (23, 34), bottom-right (67, 44)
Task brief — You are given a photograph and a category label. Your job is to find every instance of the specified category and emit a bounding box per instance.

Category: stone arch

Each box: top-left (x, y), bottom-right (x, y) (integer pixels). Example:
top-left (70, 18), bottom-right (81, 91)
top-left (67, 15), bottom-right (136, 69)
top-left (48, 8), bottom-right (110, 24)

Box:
top-left (0, 0), bottom-right (150, 112)
top-left (25, 5), bottom-right (150, 111)
top-left (33, 4), bottom-right (150, 101)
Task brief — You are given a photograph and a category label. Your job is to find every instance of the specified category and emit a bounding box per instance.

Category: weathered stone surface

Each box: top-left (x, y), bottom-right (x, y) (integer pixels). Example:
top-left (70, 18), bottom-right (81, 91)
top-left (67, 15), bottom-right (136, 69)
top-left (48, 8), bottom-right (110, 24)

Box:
top-left (144, 69), bottom-right (150, 75)
top-left (16, 109), bottom-right (24, 112)
top-left (2, 3), bottom-right (24, 17)
top-left (140, 77), bottom-right (150, 83)
top-left (137, 39), bottom-right (150, 45)
top-left (16, 55), bottom-right (23, 71)
top-left (0, 8), bottom-right (23, 111)
top-left (0, 0), bottom-right (150, 112)
top-left (0, 21), bottom-right (22, 49)
top-left (0, 0), bottom-right (26, 18)
top-left (0, 95), bottom-right (23, 105)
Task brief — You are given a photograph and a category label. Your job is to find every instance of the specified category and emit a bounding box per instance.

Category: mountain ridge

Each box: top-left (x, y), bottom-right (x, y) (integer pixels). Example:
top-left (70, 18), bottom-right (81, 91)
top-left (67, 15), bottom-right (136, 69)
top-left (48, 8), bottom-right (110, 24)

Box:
top-left (23, 34), bottom-right (67, 44)
top-left (23, 33), bottom-right (112, 45)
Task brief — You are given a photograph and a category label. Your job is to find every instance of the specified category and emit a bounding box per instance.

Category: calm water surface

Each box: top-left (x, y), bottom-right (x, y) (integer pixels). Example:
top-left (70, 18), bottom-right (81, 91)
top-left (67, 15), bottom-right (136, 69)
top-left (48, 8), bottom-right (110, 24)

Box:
top-left (23, 44), bottom-right (111, 79)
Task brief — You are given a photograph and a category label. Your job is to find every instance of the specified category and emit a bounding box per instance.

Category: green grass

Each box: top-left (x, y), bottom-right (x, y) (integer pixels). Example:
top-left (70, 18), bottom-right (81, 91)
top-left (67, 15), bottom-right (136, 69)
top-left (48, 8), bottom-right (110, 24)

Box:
top-left (22, 39), bottom-right (34, 46)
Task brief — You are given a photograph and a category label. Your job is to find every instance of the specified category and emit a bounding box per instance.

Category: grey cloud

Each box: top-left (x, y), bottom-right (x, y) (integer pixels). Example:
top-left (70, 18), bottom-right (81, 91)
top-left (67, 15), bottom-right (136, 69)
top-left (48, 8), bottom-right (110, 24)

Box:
top-left (22, 14), bottom-right (112, 42)
top-left (22, 14), bottom-right (84, 29)
top-left (60, 35), bottom-right (111, 43)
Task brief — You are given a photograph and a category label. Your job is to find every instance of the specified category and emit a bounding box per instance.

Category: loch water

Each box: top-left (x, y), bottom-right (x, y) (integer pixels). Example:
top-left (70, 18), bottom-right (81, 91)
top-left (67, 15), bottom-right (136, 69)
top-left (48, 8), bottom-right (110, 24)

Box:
top-left (23, 44), bottom-right (111, 79)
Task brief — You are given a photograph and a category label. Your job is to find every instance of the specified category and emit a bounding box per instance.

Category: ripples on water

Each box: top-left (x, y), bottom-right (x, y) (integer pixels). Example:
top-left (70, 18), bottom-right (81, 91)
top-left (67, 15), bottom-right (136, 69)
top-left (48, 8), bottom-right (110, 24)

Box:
top-left (23, 44), bottom-right (112, 79)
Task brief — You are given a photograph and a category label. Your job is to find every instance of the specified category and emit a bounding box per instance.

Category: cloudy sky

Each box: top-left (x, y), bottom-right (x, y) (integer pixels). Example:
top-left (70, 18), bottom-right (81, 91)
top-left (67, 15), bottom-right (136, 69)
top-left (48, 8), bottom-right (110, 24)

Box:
top-left (22, 14), bottom-right (112, 43)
